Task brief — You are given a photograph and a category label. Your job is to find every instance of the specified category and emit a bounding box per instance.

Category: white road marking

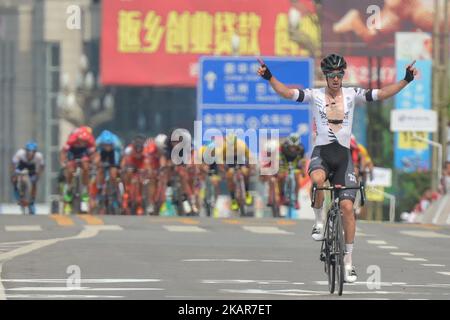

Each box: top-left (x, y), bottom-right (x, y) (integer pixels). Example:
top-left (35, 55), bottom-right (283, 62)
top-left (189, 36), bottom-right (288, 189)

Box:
top-left (260, 260), bottom-right (293, 263)
top-left (367, 240), bottom-right (388, 245)
top-left (242, 226), bottom-right (293, 235)
top-left (183, 259), bottom-right (292, 263)
top-left (220, 288), bottom-right (325, 297)
top-left (436, 272), bottom-right (450, 276)
top-left (403, 258), bottom-right (428, 262)
top-left (2, 279), bottom-right (161, 284)
top-left (5, 225), bottom-right (42, 232)
top-left (183, 259), bottom-right (250, 262)
top-left (7, 287), bottom-right (164, 291)
top-left (377, 246), bottom-right (399, 249)
top-left (399, 230), bottom-right (450, 239)
top-left (220, 288), bottom-right (421, 297)
top-left (0, 225), bottom-right (121, 300)
top-left (421, 264), bottom-right (446, 267)
top-left (6, 294), bottom-right (123, 299)
top-left (202, 279), bottom-right (290, 285)
top-left (314, 281), bottom-right (407, 286)
top-left (163, 225), bottom-right (207, 233)
top-left (390, 252), bottom-right (414, 256)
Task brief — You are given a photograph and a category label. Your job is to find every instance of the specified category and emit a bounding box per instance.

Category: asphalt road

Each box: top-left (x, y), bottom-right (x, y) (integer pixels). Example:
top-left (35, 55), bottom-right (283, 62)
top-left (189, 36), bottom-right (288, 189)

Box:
top-left (0, 214), bottom-right (450, 300)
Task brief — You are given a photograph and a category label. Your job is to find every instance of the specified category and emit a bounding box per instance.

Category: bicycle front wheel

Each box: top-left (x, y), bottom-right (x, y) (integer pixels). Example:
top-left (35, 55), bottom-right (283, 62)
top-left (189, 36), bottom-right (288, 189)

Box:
top-left (335, 210), bottom-right (345, 296)
top-left (324, 214), bottom-right (335, 294)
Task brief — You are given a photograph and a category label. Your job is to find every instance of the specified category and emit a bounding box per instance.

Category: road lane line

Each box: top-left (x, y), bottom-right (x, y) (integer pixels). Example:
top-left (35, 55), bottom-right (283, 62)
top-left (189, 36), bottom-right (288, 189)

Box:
top-left (436, 272), bottom-right (450, 276)
top-left (163, 225), bottom-right (207, 233)
top-left (421, 264), bottom-right (446, 267)
top-left (377, 246), bottom-right (399, 249)
top-left (0, 225), bottom-right (121, 301)
top-left (183, 259), bottom-right (292, 263)
top-left (367, 240), bottom-right (388, 245)
top-left (2, 279), bottom-right (161, 284)
top-left (76, 214), bottom-right (104, 225)
top-left (50, 215), bottom-right (74, 226)
top-left (5, 294), bottom-right (123, 299)
top-left (399, 230), bottom-right (450, 239)
top-left (202, 279), bottom-right (290, 285)
top-left (7, 287), bottom-right (164, 291)
top-left (242, 226), bottom-right (293, 235)
top-left (260, 260), bottom-right (293, 263)
top-left (403, 258), bottom-right (428, 262)
top-left (5, 225), bottom-right (42, 232)
top-left (390, 252), bottom-right (414, 256)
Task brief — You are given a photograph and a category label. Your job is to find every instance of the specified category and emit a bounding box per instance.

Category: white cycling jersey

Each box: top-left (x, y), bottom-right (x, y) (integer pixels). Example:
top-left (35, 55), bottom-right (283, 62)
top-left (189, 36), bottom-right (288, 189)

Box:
top-left (292, 87), bottom-right (379, 148)
top-left (12, 149), bottom-right (45, 168)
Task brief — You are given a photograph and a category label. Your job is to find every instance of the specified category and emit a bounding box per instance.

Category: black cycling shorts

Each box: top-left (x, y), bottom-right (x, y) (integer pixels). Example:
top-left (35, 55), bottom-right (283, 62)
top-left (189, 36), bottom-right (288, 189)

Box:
top-left (308, 142), bottom-right (358, 202)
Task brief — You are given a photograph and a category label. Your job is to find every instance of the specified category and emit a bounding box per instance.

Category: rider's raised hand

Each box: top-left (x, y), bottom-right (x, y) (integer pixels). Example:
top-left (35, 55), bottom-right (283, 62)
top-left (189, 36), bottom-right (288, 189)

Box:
top-left (404, 60), bottom-right (418, 83)
top-left (257, 57), bottom-right (272, 81)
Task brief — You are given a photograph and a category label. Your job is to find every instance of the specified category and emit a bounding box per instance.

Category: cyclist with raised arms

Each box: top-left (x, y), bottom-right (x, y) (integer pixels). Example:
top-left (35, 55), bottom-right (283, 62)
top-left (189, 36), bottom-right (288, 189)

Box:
top-left (257, 54), bottom-right (417, 283)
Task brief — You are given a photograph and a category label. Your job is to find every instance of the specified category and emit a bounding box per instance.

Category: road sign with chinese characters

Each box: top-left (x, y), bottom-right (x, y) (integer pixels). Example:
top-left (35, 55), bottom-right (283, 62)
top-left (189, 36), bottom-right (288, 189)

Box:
top-left (197, 56), bottom-right (313, 153)
top-left (199, 57), bottom-right (312, 106)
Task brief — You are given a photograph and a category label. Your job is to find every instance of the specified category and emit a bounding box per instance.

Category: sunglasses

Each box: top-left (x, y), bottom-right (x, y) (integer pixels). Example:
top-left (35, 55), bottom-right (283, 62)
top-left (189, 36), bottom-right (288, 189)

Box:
top-left (326, 71), bottom-right (345, 79)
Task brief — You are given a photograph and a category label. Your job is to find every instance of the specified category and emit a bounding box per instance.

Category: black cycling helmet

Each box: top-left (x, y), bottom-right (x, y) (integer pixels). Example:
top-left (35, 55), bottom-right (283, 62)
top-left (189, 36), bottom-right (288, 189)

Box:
top-left (321, 53), bottom-right (347, 74)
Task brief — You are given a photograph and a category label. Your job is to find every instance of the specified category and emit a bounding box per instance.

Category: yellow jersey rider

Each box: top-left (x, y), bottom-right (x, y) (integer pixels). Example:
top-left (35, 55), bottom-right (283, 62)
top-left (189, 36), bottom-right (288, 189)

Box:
top-left (217, 133), bottom-right (254, 211)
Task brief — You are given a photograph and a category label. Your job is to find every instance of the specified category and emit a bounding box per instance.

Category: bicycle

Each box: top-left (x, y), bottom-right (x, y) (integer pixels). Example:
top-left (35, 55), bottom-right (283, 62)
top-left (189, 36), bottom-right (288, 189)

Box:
top-left (96, 162), bottom-right (121, 215)
top-left (203, 168), bottom-right (220, 217)
top-left (267, 174), bottom-right (281, 218)
top-left (63, 159), bottom-right (89, 215)
top-left (283, 162), bottom-right (297, 219)
top-left (16, 169), bottom-right (33, 214)
top-left (122, 167), bottom-right (146, 215)
top-left (231, 164), bottom-right (248, 217)
top-left (312, 182), bottom-right (366, 296)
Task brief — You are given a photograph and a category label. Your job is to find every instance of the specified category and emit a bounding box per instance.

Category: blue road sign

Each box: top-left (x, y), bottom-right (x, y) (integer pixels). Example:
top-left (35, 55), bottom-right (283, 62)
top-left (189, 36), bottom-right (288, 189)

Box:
top-left (197, 56), bottom-right (313, 152)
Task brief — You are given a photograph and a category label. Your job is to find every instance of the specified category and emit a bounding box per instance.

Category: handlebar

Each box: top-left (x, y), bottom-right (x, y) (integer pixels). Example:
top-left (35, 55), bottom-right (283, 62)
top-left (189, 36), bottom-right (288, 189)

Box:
top-left (311, 182), bottom-right (366, 208)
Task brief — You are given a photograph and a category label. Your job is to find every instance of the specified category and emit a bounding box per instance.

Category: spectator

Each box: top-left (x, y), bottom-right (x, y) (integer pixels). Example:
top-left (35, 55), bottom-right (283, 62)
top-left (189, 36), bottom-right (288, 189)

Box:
top-left (401, 188), bottom-right (440, 223)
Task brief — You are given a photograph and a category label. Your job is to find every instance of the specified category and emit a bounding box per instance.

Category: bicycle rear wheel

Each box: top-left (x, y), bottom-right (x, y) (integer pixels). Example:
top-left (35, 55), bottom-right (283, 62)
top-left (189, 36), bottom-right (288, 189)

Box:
top-left (270, 179), bottom-right (280, 218)
top-left (335, 210), bottom-right (345, 296)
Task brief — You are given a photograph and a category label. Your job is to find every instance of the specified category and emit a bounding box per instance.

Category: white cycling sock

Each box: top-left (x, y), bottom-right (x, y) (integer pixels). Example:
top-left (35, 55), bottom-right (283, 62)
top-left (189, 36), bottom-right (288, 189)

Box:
top-left (344, 243), bottom-right (353, 265)
top-left (313, 207), bottom-right (324, 225)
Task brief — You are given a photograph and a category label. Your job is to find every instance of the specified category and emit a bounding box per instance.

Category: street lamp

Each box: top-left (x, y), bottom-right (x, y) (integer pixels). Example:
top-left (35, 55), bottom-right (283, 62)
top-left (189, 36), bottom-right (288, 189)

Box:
top-left (412, 133), bottom-right (443, 191)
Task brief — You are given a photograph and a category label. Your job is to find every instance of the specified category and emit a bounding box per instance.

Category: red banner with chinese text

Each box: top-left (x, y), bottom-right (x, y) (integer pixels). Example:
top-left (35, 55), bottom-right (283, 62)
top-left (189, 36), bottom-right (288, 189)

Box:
top-left (101, 0), bottom-right (318, 86)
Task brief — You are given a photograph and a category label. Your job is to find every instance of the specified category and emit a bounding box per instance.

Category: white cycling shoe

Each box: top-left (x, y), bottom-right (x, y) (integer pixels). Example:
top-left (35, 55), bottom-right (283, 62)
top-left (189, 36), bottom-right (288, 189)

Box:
top-left (311, 224), bottom-right (324, 241)
top-left (344, 264), bottom-right (358, 283)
